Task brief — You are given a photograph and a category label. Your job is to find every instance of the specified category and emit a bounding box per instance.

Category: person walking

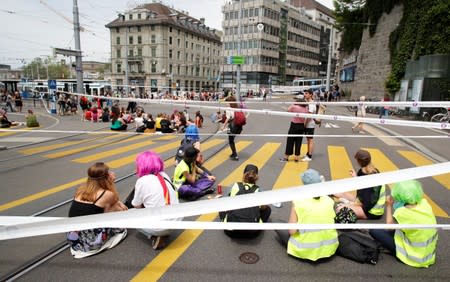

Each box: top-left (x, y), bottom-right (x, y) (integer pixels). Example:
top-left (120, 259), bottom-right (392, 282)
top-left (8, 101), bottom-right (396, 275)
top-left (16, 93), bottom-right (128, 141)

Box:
top-left (14, 91), bottom-right (23, 113)
top-left (67, 162), bottom-right (127, 259)
top-left (221, 96), bottom-right (246, 161)
top-left (275, 169), bottom-right (338, 261)
top-left (280, 96), bottom-right (308, 162)
top-left (301, 89), bottom-right (316, 162)
top-left (352, 96), bottom-right (367, 133)
top-left (334, 149), bottom-right (386, 220)
top-left (369, 180), bottom-right (437, 268)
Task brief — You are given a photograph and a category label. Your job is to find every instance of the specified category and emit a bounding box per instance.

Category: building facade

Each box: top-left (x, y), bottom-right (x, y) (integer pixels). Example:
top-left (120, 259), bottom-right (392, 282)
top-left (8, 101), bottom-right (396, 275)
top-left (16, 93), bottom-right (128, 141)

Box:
top-left (106, 3), bottom-right (222, 93)
top-left (222, 0), bottom-right (322, 91)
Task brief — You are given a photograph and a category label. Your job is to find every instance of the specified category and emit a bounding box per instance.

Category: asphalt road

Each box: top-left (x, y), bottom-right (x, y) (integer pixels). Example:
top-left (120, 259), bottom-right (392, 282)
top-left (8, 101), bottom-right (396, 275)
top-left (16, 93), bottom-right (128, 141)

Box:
top-left (0, 98), bottom-right (448, 281)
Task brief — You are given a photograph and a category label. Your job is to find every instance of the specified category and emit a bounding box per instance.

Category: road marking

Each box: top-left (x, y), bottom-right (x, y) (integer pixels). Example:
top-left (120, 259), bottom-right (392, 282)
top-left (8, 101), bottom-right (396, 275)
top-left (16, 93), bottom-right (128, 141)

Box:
top-left (328, 146), bottom-right (355, 196)
top-left (131, 142), bottom-right (280, 281)
top-left (364, 125), bottom-right (403, 146)
top-left (0, 127), bottom-right (33, 137)
top-left (364, 148), bottom-right (448, 218)
top-left (273, 146), bottom-right (308, 189)
top-left (398, 150), bottom-right (450, 191)
top-left (0, 137), bottom-right (51, 143)
top-left (201, 141), bottom-right (252, 171)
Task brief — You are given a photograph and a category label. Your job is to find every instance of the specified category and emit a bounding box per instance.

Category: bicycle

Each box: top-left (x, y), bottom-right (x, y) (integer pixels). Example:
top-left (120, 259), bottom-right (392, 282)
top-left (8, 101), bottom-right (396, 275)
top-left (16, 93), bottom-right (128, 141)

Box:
top-left (430, 108), bottom-right (449, 123)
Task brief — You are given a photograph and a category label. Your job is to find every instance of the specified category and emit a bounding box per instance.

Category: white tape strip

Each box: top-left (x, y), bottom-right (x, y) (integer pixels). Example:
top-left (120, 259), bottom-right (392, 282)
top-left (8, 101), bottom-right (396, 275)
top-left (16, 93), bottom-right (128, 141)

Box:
top-left (0, 162), bottom-right (449, 240)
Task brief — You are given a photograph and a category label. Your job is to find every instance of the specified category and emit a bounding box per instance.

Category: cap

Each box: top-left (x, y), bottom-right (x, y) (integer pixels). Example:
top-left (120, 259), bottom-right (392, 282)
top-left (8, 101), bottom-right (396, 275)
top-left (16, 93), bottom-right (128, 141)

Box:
top-left (184, 146), bottom-right (198, 158)
top-left (244, 164), bottom-right (258, 174)
top-left (354, 150), bottom-right (371, 167)
top-left (301, 169), bottom-right (322, 185)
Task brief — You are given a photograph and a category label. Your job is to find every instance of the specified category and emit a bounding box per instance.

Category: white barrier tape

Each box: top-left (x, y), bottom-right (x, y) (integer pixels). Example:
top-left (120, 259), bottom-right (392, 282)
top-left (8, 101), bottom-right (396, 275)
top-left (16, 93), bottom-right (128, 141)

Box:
top-left (30, 91), bottom-right (450, 130)
top-left (45, 90), bottom-right (450, 107)
top-left (1, 129), bottom-right (448, 140)
top-left (0, 162), bottom-right (449, 240)
top-left (1, 217), bottom-right (448, 231)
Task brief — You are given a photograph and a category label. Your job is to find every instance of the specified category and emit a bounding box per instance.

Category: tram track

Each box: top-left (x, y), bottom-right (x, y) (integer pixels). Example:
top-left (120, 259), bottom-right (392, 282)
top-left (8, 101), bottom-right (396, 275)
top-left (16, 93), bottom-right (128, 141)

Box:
top-left (0, 129), bottom-right (227, 282)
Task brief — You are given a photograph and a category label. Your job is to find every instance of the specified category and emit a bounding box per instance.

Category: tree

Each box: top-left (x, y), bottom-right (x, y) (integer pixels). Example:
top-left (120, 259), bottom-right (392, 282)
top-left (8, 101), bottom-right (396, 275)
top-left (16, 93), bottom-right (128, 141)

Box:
top-left (22, 57), bottom-right (70, 79)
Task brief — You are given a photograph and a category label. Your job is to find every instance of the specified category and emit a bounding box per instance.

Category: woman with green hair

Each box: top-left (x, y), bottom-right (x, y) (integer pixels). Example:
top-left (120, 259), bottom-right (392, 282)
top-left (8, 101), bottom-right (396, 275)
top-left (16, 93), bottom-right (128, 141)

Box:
top-left (369, 180), bottom-right (438, 268)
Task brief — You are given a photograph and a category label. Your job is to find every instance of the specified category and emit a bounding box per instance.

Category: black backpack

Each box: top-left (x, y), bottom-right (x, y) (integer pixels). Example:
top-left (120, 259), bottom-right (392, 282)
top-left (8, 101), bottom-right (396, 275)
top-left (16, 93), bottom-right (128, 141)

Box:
top-left (226, 183), bottom-right (260, 223)
top-left (337, 231), bottom-right (380, 265)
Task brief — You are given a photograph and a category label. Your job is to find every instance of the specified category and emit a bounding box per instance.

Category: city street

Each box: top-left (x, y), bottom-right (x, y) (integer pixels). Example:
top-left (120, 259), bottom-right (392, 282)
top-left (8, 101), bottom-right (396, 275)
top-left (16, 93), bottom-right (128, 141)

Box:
top-left (0, 99), bottom-right (448, 281)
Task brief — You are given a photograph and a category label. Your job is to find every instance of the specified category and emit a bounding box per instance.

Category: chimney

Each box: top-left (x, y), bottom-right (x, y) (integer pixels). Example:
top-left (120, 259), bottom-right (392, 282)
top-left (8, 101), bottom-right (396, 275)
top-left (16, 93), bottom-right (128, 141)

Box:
top-left (200, 18), bottom-right (205, 24)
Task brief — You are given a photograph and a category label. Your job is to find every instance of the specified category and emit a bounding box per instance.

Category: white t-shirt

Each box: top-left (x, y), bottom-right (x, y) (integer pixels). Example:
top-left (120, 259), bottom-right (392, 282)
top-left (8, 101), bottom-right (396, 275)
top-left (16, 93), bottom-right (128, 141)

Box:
top-left (132, 172), bottom-right (179, 208)
top-left (134, 116), bottom-right (145, 128)
top-left (305, 103), bottom-right (317, 128)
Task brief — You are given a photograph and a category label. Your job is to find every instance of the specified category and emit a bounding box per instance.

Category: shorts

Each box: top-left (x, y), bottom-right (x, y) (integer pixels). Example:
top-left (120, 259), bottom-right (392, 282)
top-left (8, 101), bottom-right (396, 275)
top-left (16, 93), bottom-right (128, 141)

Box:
top-left (304, 128), bottom-right (315, 139)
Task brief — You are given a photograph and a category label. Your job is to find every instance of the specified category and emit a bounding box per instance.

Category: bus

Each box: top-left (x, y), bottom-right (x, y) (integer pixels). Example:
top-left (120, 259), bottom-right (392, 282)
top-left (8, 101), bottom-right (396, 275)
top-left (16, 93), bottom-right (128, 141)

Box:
top-left (18, 80), bottom-right (111, 98)
top-left (271, 78), bottom-right (335, 95)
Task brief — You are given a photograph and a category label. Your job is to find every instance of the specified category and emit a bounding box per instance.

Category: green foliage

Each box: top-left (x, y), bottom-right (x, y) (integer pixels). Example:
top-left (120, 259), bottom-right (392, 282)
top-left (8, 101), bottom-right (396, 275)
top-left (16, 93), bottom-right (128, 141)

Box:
top-left (387, 0), bottom-right (450, 94)
top-left (22, 57), bottom-right (70, 79)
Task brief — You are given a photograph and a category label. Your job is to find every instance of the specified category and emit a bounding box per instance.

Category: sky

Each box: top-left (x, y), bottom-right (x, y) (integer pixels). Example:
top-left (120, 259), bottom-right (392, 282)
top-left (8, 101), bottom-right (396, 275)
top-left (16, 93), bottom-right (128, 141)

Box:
top-left (0, 0), bottom-right (334, 69)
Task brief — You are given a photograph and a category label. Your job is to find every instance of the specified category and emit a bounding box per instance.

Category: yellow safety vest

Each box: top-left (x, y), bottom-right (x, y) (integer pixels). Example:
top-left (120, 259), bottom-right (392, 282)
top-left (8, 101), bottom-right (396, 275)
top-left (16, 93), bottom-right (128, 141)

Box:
top-left (393, 199), bottom-right (438, 268)
top-left (368, 184), bottom-right (386, 216)
top-left (287, 197), bottom-right (338, 261)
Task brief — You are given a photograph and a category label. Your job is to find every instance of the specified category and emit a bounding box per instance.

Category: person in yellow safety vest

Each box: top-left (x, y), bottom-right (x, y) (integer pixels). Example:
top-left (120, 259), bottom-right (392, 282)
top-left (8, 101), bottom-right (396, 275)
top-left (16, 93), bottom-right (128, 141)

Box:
top-left (275, 169), bottom-right (339, 261)
top-left (369, 180), bottom-right (437, 268)
top-left (334, 149), bottom-right (385, 219)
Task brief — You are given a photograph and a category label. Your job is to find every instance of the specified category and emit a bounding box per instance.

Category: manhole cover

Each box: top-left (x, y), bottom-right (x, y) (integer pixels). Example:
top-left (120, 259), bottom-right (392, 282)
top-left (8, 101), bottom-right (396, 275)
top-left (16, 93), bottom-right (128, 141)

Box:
top-left (239, 252), bottom-right (259, 264)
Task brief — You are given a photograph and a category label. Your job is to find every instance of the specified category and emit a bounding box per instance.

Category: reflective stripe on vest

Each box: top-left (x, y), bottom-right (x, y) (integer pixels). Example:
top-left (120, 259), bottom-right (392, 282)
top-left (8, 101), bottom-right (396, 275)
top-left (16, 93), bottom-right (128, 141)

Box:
top-left (393, 199), bottom-right (437, 268)
top-left (368, 185), bottom-right (385, 216)
top-left (288, 236), bottom-right (338, 249)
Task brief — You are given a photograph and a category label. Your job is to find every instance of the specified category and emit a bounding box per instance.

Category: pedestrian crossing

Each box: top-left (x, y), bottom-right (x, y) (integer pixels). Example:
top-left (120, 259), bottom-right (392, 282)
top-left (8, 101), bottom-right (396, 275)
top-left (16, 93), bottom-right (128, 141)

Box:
top-left (1, 133), bottom-right (449, 219)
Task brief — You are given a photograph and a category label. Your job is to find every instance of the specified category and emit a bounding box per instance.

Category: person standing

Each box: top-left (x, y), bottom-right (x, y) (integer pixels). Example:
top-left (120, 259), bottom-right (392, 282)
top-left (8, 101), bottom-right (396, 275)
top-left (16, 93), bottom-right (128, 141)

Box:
top-left (221, 96), bottom-right (245, 161)
top-left (275, 169), bottom-right (338, 261)
top-left (67, 162), bottom-right (127, 258)
top-left (352, 96), bottom-right (367, 133)
top-left (14, 91), bottom-right (23, 113)
top-left (280, 96), bottom-right (308, 162)
top-left (301, 89), bottom-right (316, 162)
top-left (5, 91), bottom-right (14, 112)
top-left (369, 180), bottom-right (437, 268)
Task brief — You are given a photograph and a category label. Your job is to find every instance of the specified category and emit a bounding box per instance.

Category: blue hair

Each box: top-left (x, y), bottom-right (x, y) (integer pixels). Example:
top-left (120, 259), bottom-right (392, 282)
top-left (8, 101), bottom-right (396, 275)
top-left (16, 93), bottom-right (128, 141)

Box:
top-left (185, 125), bottom-right (199, 141)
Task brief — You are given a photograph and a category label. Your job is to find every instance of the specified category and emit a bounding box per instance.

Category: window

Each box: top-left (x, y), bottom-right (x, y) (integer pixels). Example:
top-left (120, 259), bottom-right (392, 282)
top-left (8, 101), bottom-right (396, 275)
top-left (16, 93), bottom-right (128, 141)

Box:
top-left (169, 27), bottom-right (172, 32)
top-left (117, 64), bottom-right (122, 73)
top-left (169, 37), bottom-right (172, 45)
top-left (151, 62), bottom-right (156, 73)
top-left (169, 64), bottom-right (172, 74)
top-left (151, 47), bottom-right (156, 57)
top-left (137, 26), bottom-right (141, 32)
top-left (138, 63), bottom-right (142, 72)
top-left (129, 36), bottom-right (133, 44)
top-left (137, 48), bottom-right (142, 57)
top-left (177, 38), bottom-right (180, 47)
top-left (116, 37), bottom-right (120, 44)
top-left (129, 50), bottom-right (133, 57)
top-left (116, 49), bottom-right (121, 58)
top-left (177, 51), bottom-right (181, 60)
top-left (151, 25), bottom-right (155, 31)
top-left (129, 14), bottom-right (133, 20)
top-left (138, 13), bottom-right (141, 19)
top-left (116, 27), bottom-right (119, 33)
top-left (151, 35), bottom-right (156, 43)
top-left (185, 41), bottom-right (188, 48)
top-left (169, 49), bottom-right (172, 59)
top-left (138, 36), bottom-right (142, 44)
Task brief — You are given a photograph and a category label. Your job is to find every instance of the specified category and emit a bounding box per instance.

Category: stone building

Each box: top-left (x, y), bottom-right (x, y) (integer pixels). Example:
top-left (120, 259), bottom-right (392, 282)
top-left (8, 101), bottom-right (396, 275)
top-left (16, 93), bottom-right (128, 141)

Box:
top-left (106, 3), bottom-right (222, 93)
top-left (222, 0), bottom-right (322, 91)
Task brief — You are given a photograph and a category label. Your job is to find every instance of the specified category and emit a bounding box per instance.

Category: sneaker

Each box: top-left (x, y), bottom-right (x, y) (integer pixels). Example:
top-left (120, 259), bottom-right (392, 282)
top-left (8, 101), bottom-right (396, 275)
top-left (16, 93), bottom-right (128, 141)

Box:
top-left (151, 236), bottom-right (166, 250)
top-left (230, 155), bottom-right (239, 161)
top-left (279, 157), bottom-right (289, 162)
top-left (301, 156), bottom-right (312, 162)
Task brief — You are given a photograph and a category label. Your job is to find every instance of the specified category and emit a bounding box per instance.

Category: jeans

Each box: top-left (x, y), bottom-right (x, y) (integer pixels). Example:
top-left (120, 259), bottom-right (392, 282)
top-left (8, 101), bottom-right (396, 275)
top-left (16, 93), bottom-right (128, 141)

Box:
top-left (369, 229), bottom-right (395, 254)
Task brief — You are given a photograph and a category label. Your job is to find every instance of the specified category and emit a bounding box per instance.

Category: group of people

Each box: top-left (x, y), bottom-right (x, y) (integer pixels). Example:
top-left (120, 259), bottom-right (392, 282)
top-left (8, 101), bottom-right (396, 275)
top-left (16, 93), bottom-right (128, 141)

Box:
top-left (0, 90), bottom-right (23, 113)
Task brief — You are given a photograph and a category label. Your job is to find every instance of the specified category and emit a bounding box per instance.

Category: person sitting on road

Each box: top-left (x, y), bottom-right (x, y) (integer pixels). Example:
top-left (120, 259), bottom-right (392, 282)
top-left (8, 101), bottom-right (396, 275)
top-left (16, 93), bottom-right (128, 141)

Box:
top-left (110, 105), bottom-right (127, 131)
top-left (67, 162), bottom-right (128, 259)
top-left (275, 169), bottom-right (338, 261)
top-left (219, 164), bottom-right (271, 239)
top-left (127, 151), bottom-right (181, 250)
top-left (0, 109), bottom-right (21, 128)
top-left (369, 180), bottom-right (437, 268)
top-left (101, 107), bottom-right (110, 122)
top-left (173, 146), bottom-right (216, 201)
top-left (26, 109), bottom-right (39, 127)
top-left (334, 149), bottom-right (386, 220)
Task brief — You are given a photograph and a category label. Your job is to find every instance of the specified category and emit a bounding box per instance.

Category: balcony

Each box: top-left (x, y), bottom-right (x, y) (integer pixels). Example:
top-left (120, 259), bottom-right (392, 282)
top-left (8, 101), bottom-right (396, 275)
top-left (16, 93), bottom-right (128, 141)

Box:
top-left (128, 56), bottom-right (144, 63)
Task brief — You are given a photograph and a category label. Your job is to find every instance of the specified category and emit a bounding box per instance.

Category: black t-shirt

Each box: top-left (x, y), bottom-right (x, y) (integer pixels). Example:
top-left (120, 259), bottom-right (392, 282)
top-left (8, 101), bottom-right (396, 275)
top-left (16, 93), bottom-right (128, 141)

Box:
top-left (356, 169), bottom-right (381, 214)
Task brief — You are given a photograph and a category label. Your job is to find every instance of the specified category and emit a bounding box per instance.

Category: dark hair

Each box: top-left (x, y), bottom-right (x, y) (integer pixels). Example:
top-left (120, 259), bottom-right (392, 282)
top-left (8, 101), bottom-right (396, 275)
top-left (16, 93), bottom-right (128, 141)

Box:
top-left (243, 170), bottom-right (258, 184)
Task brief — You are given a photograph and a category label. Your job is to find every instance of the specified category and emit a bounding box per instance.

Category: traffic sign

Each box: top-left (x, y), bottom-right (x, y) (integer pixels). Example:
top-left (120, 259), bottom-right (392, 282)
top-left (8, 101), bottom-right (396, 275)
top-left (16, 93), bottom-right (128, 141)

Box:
top-left (48, 80), bottom-right (57, 90)
top-left (227, 56), bottom-right (245, 65)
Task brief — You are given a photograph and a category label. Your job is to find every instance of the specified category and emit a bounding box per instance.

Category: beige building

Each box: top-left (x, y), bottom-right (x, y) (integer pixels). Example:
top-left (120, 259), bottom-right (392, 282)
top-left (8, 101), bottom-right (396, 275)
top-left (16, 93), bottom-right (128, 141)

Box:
top-left (106, 3), bottom-right (222, 93)
top-left (222, 0), bottom-right (321, 90)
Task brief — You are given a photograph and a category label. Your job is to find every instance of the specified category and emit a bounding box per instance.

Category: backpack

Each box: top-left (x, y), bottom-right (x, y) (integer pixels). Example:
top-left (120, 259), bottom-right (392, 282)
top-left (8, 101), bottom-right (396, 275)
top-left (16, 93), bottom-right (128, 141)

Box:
top-left (225, 183), bottom-right (260, 223)
top-left (314, 104), bottom-right (326, 126)
top-left (233, 111), bottom-right (246, 127)
top-left (175, 139), bottom-right (195, 163)
top-left (337, 231), bottom-right (379, 265)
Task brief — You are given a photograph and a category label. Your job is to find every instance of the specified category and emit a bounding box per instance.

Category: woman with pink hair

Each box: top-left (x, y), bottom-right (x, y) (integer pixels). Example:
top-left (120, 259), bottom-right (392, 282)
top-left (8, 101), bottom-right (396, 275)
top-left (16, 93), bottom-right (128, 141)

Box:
top-left (126, 151), bottom-right (180, 250)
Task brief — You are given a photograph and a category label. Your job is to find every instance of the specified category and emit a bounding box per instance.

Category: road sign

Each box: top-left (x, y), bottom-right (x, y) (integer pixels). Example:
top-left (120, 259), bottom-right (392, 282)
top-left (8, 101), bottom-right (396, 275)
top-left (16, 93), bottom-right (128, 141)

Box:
top-left (48, 80), bottom-right (57, 90)
top-left (227, 56), bottom-right (245, 65)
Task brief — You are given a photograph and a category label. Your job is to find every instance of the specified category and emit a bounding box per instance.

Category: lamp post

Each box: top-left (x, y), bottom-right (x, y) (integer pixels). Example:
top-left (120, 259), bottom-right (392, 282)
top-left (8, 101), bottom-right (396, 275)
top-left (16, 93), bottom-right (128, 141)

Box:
top-left (236, 0), bottom-right (242, 103)
top-left (325, 27), bottom-right (334, 93)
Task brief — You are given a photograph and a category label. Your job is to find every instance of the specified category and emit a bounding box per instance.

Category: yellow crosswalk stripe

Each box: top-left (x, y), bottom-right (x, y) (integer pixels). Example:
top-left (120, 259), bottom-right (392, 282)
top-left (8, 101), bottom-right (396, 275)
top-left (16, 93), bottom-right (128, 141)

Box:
top-left (73, 136), bottom-right (177, 164)
top-left (364, 148), bottom-right (448, 218)
top-left (273, 146), bottom-right (309, 190)
top-left (328, 146), bottom-right (354, 180)
top-left (202, 140), bottom-right (252, 171)
top-left (398, 150), bottom-right (450, 191)
top-left (131, 142), bottom-right (279, 281)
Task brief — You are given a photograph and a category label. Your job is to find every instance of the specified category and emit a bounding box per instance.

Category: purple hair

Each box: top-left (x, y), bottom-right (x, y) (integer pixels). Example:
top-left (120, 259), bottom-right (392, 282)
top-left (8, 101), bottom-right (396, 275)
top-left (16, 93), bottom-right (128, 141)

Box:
top-left (135, 151), bottom-right (164, 177)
